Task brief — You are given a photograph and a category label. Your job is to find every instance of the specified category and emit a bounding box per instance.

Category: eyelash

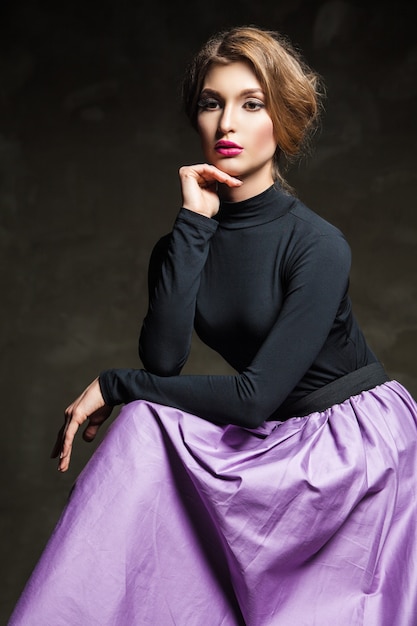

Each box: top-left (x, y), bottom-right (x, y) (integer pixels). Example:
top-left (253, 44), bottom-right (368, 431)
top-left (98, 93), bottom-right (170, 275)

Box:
top-left (197, 98), bottom-right (265, 111)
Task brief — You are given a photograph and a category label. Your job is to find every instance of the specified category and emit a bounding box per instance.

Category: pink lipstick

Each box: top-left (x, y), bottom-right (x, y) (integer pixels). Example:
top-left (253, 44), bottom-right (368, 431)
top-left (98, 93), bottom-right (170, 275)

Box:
top-left (215, 140), bottom-right (243, 157)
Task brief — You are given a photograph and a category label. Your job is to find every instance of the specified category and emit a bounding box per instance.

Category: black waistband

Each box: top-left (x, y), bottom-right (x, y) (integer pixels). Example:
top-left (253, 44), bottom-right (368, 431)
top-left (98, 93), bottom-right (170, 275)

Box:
top-left (276, 363), bottom-right (390, 420)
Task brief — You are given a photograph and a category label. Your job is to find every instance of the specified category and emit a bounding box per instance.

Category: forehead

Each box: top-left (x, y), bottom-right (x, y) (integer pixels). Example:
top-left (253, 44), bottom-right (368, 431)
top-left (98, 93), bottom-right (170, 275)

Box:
top-left (202, 61), bottom-right (263, 92)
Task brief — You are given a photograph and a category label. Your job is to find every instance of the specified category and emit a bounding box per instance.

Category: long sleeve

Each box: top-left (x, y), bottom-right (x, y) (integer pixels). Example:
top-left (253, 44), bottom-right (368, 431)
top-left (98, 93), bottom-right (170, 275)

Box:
top-left (100, 225), bottom-right (353, 428)
top-left (138, 208), bottom-right (218, 375)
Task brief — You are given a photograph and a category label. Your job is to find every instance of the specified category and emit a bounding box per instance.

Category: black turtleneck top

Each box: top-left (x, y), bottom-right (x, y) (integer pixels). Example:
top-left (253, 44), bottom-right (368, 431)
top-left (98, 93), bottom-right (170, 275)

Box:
top-left (99, 185), bottom-right (377, 427)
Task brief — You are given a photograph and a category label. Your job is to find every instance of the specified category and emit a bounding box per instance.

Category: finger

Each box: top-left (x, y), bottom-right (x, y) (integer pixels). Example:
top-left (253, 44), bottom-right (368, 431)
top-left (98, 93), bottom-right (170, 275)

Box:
top-left (58, 455), bottom-right (71, 473)
top-left (221, 175), bottom-right (243, 187)
top-left (51, 403), bottom-right (77, 461)
top-left (198, 165), bottom-right (242, 187)
top-left (58, 419), bottom-right (81, 472)
top-left (82, 405), bottom-right (113, 442)
top-left (180, 164), bottom-right (242, 187)
top-left (50, 415), bottom-right (71, 459)
top-left (82, 422), bottom-right (101, 442)
top-left (208, 167), bottom-right (243, 187)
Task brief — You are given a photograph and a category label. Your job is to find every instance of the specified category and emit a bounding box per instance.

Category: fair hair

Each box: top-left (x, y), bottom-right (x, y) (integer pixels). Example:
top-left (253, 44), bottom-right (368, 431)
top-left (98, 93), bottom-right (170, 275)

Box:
top-left (182, 26), bottom-right (324, 191)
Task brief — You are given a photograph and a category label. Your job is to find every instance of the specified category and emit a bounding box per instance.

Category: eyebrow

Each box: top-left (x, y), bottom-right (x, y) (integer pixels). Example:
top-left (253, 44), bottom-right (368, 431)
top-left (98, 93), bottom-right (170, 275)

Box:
top-left (199, 88), bottom-right (265, 97)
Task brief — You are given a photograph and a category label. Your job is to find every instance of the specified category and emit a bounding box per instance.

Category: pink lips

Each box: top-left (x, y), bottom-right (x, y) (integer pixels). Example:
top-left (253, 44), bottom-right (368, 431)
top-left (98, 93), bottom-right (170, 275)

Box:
top-left (215, 140), bottom-right (243, 157)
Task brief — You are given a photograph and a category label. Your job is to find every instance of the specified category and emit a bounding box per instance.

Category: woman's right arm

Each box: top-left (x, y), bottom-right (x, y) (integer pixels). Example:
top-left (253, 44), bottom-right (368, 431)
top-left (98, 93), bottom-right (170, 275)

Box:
top-left (55, 165), bottom-right (242, 472)
top-left (138, 164), bottom-right (242, 376)
top-left (138, 209), bottom-right (217, 375)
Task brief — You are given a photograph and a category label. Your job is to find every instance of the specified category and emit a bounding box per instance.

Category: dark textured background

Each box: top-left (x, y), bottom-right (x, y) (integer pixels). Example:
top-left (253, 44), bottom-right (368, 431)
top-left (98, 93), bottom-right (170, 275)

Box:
top-left (1, 0), bottom-right (416, 620)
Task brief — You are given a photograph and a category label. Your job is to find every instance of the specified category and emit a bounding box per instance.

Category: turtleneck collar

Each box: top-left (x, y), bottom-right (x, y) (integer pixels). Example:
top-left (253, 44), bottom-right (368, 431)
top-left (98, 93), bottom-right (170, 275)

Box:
top-left (215, 184), bottom-right (295, 229)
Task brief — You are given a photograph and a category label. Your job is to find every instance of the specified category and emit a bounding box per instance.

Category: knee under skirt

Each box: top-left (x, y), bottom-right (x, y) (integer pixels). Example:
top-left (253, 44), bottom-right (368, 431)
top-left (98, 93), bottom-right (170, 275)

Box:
top-left (8, 380), bottom-right (417, 626)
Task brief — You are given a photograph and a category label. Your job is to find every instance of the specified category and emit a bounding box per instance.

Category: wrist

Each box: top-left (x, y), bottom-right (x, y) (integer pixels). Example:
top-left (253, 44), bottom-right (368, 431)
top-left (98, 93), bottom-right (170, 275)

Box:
top-left (178, 208), bottom-right (219, 233)
top-left (182, 204), bottom-right (217, 219)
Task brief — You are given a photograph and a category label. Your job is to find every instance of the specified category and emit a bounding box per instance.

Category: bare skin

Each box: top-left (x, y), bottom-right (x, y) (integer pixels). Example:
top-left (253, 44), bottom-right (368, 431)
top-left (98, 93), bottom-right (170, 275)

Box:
top-left (53, 61), bottom-right (276, 472)
top-left (196, 61), bottom-right (276, 202)
top-left (179, 162), bottom-right (242, 217)
top-left (51, 378), bottom-right (112, 472)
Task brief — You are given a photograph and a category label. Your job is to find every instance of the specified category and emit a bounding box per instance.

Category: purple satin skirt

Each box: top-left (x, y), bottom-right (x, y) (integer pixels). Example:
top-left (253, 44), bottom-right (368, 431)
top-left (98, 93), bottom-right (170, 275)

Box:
top-left (8, 381), bottom-right (417, 625)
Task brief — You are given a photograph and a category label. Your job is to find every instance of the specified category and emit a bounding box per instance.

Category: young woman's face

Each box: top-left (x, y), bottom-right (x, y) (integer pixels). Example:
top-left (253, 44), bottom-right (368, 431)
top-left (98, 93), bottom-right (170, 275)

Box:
top-left (197, 61), bottom-right (277, 192)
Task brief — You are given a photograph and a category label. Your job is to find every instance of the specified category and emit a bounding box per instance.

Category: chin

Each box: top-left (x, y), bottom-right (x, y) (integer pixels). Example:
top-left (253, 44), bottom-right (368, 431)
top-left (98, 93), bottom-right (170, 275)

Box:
top-left (214, 160), bottom-right (243, 178)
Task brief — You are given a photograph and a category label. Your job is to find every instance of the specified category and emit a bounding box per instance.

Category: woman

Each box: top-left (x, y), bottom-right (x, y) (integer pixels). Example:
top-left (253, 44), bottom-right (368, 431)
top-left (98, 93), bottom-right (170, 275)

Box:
top-left (9, 26), bottom-right (417, 626)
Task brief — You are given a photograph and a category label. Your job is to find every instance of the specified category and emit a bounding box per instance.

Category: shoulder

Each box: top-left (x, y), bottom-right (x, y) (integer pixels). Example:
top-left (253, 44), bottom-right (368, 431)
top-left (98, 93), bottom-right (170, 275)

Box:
top-left (282, 198), bottom-right (351, 270)
top-left (288, 199), bottom-right (346, 240)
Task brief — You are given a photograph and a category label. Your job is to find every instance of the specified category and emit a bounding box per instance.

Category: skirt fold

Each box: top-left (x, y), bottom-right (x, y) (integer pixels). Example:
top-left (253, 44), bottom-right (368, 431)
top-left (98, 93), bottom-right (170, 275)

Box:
top-left (8, 381), bottom-right (417, 626)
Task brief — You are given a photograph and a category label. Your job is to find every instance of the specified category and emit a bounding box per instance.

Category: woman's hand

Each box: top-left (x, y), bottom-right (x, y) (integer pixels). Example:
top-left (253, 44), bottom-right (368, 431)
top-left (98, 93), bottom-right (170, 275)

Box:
top-left (179, 163), bottom-right (242, 218)
top-left (51, 377), bottom-right (113, 472)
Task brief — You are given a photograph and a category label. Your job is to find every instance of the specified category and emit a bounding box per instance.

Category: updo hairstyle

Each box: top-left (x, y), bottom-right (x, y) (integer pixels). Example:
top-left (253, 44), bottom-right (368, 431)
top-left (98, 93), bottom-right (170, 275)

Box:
top-left (182, 26), bottom-right (324, 190)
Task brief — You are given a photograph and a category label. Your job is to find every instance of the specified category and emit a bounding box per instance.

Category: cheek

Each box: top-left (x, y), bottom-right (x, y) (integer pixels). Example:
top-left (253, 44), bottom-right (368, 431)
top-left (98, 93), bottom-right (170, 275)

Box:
top-left (254, 118), bottom-right (276, 153)
top-left (197, 118), bottom-right (212, 152)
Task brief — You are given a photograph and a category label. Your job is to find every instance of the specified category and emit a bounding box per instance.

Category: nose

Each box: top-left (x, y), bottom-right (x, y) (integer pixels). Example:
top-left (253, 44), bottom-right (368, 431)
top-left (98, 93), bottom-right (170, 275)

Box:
top-left (217, 104), bottom-right (236, 135)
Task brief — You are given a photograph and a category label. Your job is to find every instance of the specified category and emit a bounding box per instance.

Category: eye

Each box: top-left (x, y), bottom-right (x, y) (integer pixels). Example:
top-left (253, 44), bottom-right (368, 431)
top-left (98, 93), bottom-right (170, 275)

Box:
top-left (197, 97), bottom-right (221, 111)
top-left (243, 100), bottom-right (265, 111)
